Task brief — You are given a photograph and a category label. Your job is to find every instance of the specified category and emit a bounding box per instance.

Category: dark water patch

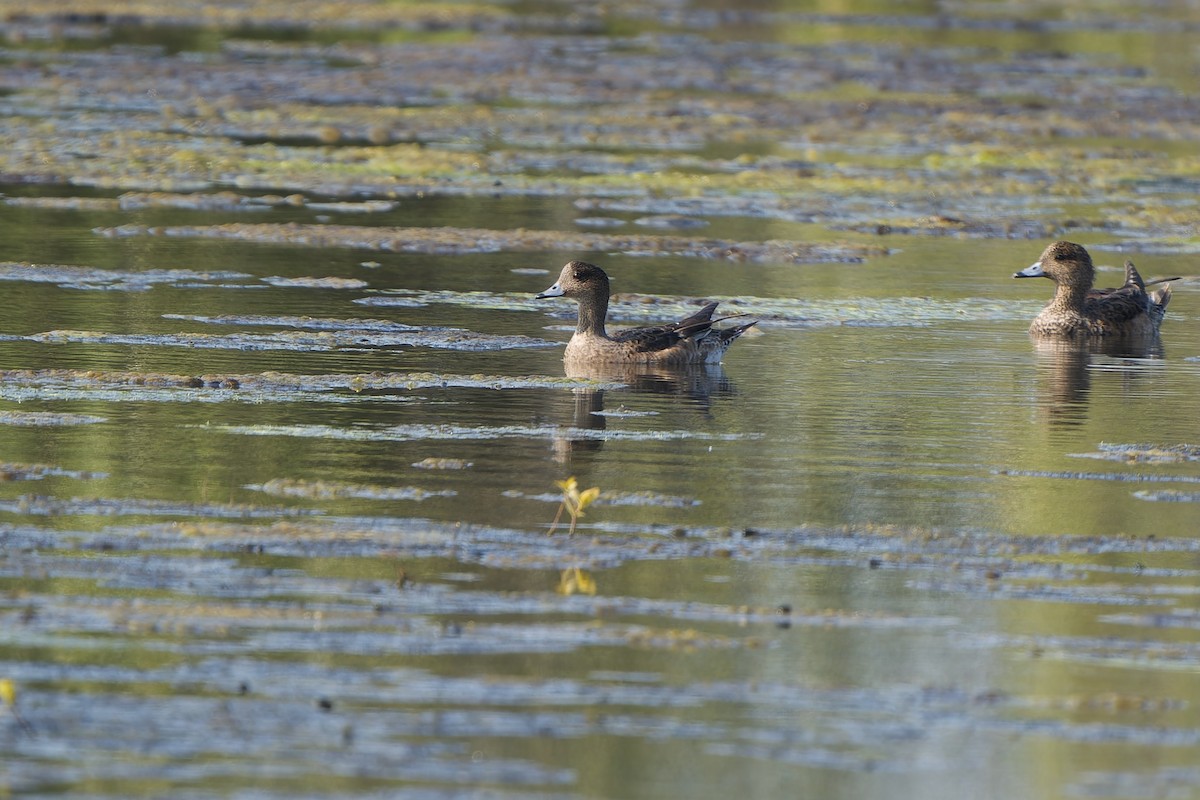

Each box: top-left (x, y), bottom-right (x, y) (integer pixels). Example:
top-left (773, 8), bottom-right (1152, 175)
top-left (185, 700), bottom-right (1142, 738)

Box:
top-left (246, 478), bottom-right (456, 501)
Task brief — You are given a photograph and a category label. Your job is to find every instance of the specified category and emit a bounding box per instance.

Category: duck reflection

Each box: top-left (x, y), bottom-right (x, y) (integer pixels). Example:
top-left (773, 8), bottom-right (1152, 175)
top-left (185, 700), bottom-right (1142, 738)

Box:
top-left (551, 361), bottom-right (738, 464)
top-left (1034, 334), bottom-right (1164, 425)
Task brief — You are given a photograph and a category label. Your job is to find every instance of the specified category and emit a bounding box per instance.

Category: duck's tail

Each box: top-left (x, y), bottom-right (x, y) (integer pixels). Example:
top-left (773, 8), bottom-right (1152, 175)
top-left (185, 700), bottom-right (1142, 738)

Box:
top-left (1125, 259), bottom-right (1176, 327)
top-left (712, 319), bottom-right (758, 348)
top-left (1150, 283), bottom-right (1172, 325)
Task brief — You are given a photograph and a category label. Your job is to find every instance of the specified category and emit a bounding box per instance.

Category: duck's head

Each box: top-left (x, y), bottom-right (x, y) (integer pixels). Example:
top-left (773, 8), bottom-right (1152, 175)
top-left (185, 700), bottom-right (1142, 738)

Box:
top-left (536, 260), bottom-right (611, 300)
top-left (1014, 241), bottom-right (1095, 287)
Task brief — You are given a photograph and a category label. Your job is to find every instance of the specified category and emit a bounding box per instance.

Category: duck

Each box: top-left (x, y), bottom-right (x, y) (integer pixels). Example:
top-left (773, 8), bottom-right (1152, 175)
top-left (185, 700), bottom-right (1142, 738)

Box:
top-left (1013, 241), bottom-right (1173, 337)
top-left (535, 261), bottom-right (756, 364)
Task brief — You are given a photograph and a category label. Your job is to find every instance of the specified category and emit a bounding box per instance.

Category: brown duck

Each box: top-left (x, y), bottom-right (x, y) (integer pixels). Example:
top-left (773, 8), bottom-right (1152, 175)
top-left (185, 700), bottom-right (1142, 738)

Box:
top-left (1014, 241), bottom-right (1173, 337)
top-left (536, 261), bottom-right (756, 365)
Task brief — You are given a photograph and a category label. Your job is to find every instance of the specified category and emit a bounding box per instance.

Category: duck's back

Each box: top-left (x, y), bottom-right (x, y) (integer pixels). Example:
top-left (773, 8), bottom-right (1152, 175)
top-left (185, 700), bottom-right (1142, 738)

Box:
top-left (1067, 280), bottom-right (1170, 336)
top-left (565, 302), bottom-right (754, 364)
top-left (610, 302), bottom-right (719, 352)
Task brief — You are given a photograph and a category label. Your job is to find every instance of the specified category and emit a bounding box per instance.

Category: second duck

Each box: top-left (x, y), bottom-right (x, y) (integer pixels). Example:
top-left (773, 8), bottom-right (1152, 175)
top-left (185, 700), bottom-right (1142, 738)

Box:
top-left (1014, 241), bottom-right (1173, 337)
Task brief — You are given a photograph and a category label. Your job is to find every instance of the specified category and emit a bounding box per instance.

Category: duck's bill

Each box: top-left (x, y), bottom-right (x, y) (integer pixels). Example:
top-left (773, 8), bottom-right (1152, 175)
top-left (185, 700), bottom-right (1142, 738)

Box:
top-left (1013, 261), bottom-right (1045, 278)
top-left (535, 282), bottom-right (564, 298)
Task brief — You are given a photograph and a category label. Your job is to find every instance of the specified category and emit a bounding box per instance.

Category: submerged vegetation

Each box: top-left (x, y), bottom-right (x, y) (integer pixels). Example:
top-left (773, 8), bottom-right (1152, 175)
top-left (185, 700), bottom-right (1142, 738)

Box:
top-left (0, 2), bottom-right (1197, 250)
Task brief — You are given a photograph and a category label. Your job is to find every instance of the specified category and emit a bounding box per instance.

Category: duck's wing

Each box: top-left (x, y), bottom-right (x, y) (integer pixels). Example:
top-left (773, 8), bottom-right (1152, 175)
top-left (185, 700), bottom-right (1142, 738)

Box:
top-left (1082, 259), bottom-right (1148, 299)
top-left (1089, 261), bottom-right (1178, 296)
top-left (1085, 259), bottom-right (1175, 327)
top-left (1082, 284), bottom-right (1155, 325)
top-left (610, 302), bottom-right (719, 354)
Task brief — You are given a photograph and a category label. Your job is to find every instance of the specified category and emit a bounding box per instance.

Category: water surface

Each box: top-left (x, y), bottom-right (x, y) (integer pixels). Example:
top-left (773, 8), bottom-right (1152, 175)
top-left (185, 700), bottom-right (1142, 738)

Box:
top-left (2, 2), bottom-right (1200, 799)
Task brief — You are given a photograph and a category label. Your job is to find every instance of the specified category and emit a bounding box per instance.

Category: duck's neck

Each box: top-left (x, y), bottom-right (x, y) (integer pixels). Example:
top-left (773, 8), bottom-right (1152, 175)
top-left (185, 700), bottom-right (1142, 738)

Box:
top-left (1049, 281), bottom-right (1089, 312)
top-left (575, 290), bottom-right (609, 337)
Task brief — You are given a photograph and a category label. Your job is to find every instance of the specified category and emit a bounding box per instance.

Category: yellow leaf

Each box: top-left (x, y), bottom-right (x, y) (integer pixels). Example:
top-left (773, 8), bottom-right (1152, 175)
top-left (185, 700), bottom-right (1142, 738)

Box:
top-left (577, 487), bottom-right (600, 511)
top-left (0, 679), bottom-right (14, 708)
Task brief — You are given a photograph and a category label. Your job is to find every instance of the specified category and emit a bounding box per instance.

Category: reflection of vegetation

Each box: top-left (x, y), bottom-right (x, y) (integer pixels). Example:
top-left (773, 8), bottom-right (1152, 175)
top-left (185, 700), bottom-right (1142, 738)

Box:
top-left (548, 476), bottom-right (599, 536)
top-left (556, 567), bottom-right (597, 596)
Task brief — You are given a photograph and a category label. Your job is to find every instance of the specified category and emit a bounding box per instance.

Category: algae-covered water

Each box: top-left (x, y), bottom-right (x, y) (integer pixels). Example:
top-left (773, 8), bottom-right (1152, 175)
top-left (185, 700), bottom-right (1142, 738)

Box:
top-left (2, 2), bottom-right (1200, 798)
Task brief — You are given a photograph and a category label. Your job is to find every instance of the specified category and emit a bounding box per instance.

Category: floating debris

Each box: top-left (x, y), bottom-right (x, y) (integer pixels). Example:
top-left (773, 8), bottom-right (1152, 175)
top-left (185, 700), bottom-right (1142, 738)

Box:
top-left (116, 191), bottom-right (276, 212)
top-left (203, 422), bottom-right (761, 443)
top-left (1133, 491), bottom-right (1200, 503)
top-left (96, 223), bottom-right (889, 265)
top-left (246, 478), bottom-right (455, 501)
top-left (411, 458), bottom-right (473, 470)
top-left (0, 262), bottom-right (252, 291)
top-left (509, 488), bottom-right (700, 508)
top-left (0, 494), bottom-right (316, 519)
top-left (261, 276), bottom-right (370, 289)
top-left (1070, 443), bottom-right (1200, 464)
top-left (0, 462), bottom-right (106, 481)
top-left (304, 200), bottom-right (397, 214)
top-left (0, 368), bottom-right (618, 396)
top-left (574, 217), bottom-right (627, 228)
top-left (0, 411), bottom-right (107, 426)
top-left (4, 196), bottom-right (120, 211)
top-left (633, 214), bottom-right (709, 229)
top-left (996, 469), bottom-right (1200, 485)
top-left (364, 287), bottom-right (1044, 328)
top-left (5, 326), bottom-right (555, 353)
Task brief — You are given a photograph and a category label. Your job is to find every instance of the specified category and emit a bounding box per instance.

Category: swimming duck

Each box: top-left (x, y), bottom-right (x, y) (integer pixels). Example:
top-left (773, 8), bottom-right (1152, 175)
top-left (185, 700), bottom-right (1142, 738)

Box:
top-left (535, 261), bottom-right (756, 364)
top-left (1013, 241), bottom-right (1172, 337)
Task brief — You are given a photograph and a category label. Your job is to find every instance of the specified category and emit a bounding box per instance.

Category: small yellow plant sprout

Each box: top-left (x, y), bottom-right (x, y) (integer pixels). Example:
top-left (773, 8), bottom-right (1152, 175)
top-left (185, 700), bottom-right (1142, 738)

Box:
top-left (0, 678), bottom-right (34, 735)
top-left (548, 476), bottom-right (600, 535)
